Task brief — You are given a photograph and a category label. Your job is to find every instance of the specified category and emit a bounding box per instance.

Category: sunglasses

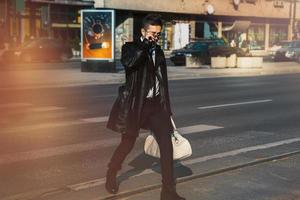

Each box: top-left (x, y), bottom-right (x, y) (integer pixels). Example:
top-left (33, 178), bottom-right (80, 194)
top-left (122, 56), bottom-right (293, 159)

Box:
top-left (146, 31), bottom-right (162, 38)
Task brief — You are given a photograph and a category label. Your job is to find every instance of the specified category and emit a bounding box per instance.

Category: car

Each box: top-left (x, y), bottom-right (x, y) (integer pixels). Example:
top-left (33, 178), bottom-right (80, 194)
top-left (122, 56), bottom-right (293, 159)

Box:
top-left (170, 39), bottom-right (227, 66)
top-left (273, 40), bottom-right (295, 62)
top-left (284, 40), bottom-right (300, 62)
top-left (268, 40), bottom-right (291, 56)
top-left (1, 37), bottom-right (73, 63)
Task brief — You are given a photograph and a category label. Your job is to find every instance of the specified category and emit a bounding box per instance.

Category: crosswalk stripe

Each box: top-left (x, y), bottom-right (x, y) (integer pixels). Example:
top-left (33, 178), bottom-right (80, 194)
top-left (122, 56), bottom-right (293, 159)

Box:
top-left (0, 103), bottom-right (32, 108)
top-left (80, 117), bottom-right (109, 123)
top-left (1, 116), bottom-right (110, 133)
top-left (1, 121), bottom-right (88, 133)
top-left (0, 123), bottom-right (223, 165)
top-left (130, 137), bottom-right (300, 180)
top-left (94, 95), bottom-right (116, 98)
top-left (182, 137), bottom-right (300, 165)
top-left (67, 137), bottom-right (300, 191)
top-left (1, 112), bottom-right (222, 134)
top-left (179, 124), bottom-right (222, 135)
top-left (197, 99), bottom-right (273, 109)
top-left (30, 106), bottom-right (66, 112)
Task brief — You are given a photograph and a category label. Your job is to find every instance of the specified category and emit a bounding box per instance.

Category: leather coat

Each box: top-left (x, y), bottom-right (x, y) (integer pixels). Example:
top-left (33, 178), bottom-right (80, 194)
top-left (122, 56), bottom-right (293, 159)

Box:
top-left (106, 39), bottom-right (172, 137)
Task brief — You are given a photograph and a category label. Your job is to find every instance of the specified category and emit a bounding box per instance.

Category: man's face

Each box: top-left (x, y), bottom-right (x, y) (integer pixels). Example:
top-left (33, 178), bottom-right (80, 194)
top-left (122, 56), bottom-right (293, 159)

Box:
top-left (141, 25), bottom-right (162, 42)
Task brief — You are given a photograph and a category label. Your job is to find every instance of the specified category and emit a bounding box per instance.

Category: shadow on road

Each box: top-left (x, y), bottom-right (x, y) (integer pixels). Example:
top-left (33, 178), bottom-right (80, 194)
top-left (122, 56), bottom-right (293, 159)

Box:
top-left (117, 153), bottom-right (193, 185)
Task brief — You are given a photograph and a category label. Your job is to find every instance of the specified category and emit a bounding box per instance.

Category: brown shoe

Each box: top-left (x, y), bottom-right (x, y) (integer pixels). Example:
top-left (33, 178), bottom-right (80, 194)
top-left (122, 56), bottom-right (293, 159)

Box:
top-left (105, 169), bottom-right (118, 194)
top-left (160, 185), bottom-right (186, 200)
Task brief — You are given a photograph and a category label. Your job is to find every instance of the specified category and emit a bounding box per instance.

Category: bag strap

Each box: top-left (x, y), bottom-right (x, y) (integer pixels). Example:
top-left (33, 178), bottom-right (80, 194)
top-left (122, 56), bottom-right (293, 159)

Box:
top-left (170, 116), bottom-right (180, 141)
top-left (170, 116), bottom-right (177, 130)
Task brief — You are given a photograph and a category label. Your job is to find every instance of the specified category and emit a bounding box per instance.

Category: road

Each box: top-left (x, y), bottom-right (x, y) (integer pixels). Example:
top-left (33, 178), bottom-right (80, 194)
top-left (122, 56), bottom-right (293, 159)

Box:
top-left (0, 73), bottom-right (300, 200)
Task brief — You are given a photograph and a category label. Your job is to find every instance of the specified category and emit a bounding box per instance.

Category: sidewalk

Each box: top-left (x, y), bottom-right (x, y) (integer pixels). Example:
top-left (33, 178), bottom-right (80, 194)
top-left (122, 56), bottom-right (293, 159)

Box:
top-left (0, 61), bottom-right (300, 90)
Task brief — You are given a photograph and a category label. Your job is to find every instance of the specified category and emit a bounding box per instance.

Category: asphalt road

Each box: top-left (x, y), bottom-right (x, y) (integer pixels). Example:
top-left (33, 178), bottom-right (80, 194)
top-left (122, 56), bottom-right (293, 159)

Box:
top-left (0, 73), bottom-right (300, 200)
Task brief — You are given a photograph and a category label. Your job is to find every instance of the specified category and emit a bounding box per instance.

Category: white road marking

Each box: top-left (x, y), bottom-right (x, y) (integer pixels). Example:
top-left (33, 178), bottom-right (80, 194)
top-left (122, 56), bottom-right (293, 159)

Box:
top-left (1, 121), bottom-right (90, 133)
top-left (0, 123), bottom-right (223, 165)
top-left (1, 188), bottom-right (60, 200)
top-left (1, 116), bottom-right (221, 134)
top-left (0, 138), bottom-right (121, 165)
top-left (67, 137), bottom-right (300, 191)
top-left (1, 116), bottom-right (109, 133)
top-left (182, 137), bottom-right (300, 165)
top-left (80, 116), bottom-right (109, 123)
top-left (0, 103), bottom-right (32, 108)
top-left (69, 179), bottom-right (106, 191)
top-left (197, 99), bottom-right (273, 110)
top-left (94, 95), bottom-right (116, 98)
top-left (178, 124), bottom-right (222, 135)
top-left (30, 106), bottom-right (66, 112)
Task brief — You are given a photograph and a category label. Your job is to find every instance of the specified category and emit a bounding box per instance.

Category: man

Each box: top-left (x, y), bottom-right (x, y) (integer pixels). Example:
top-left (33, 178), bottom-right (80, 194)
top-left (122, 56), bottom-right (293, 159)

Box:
top-left (106, 14), bottom-right (185, 200)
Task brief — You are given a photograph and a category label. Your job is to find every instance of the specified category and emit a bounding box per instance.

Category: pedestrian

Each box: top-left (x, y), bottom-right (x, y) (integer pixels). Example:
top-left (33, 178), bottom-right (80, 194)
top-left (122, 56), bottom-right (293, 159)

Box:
top-left (106, 14), bottom-right (185, 200)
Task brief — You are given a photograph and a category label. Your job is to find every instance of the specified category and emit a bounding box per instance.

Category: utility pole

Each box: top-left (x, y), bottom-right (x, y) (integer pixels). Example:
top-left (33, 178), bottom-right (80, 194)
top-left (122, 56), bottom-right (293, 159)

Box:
top-left (292, 0), bottom-right (297, 39)
top-left (48, 3), bottom-right (52, 37)
top-left (4, 0), bottom-right (7, 23)
top-left (4, 0), bottom-right (8, 41)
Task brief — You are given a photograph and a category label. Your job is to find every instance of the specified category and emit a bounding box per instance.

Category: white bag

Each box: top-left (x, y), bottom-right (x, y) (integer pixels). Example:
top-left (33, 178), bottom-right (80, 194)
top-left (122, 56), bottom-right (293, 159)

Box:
top-left (144, 117), bottom-right (192, 160)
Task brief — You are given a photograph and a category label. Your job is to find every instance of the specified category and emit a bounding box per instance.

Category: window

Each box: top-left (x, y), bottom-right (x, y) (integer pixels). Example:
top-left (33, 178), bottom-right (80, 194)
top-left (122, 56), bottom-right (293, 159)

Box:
top-left (248, 25), bottom-right (265, 50)
top-left (269, 25), bottom-right (288, 46)
top-left (192, 42), bottom-right (207, 49)
top-left (291, 41), bottom-right (300, 48)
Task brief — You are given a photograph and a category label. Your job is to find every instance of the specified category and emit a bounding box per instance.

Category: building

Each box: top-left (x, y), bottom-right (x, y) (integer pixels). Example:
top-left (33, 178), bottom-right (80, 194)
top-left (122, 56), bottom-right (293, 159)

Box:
top-left (1, 0), bottom-right (300, 57)
top-left (0, 0), bottom-right (94, 49)
top-left (94, 0), bottom-right (300, 57)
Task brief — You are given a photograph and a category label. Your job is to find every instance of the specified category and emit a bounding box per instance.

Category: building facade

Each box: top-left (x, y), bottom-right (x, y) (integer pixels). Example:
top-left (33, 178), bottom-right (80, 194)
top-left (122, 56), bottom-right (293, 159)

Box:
top-left (0, 0), bottom-right (94, 49)
top-left (1, 0), bottom-right (300, 57)
top-left (94, 0), bottom-right (300, 57)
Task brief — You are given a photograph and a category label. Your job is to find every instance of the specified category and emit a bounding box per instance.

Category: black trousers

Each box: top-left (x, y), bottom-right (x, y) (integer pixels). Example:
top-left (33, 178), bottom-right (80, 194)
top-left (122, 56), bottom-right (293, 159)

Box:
top-left (108, 96), bottom-right (174, 185)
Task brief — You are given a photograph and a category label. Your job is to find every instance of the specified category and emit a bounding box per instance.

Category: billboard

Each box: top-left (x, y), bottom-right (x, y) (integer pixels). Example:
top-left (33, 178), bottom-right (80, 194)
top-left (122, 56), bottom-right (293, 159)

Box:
top-left (81, 10), bottom-right (115, 60)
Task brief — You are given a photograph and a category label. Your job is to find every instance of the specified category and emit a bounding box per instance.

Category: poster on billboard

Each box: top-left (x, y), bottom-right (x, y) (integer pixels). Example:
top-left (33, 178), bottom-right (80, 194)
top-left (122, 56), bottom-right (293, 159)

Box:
top-left (81, 10), bottom-right (115, 61)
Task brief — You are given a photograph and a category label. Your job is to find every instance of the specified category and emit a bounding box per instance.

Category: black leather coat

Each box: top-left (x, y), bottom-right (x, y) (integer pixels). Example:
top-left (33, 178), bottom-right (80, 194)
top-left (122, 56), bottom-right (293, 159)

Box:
top-left (106, 39), bottom-right (172, 137)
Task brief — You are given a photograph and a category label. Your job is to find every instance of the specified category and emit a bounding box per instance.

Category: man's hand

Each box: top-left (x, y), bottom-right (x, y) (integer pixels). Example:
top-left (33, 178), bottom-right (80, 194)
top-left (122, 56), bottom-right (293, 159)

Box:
top-left (141, 37), bottom-right (157, 52)
top-left (141, 38), bottom-right (153, 50)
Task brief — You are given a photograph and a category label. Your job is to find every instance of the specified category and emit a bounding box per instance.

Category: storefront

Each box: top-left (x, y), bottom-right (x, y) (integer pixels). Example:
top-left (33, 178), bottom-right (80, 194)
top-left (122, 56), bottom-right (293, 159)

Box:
top-left (195, 18), bottom-right (290, 54)
top-left (248, 24), bottom-right (266, 50)
top-left (2, 0), bottom-right (93, 50)
top-left (95, 0), bottom-right (299, 56)
top-left (269, 24), bottom-right (289, 46)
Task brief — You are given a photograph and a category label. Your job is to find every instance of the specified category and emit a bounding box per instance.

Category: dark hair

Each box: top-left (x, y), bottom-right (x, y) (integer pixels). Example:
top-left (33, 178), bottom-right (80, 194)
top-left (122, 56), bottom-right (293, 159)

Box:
top-left (93, 24), bottom-right (103, 34)
top-left (142, 14), bottom-right (163, 29)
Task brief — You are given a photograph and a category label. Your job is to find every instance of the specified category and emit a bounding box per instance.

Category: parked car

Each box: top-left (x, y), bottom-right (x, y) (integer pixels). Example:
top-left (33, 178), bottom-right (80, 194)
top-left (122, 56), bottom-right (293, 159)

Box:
top-left (1, 38), bottom-right (73, 63)
top-left (272, 40), bottom-right (294, 62)
top-left (268, 40), bottom-right (291, 56)
top-left (170, 39), bottom-right (227, 66)
top-left (285, 40), bottom-right (300, 62)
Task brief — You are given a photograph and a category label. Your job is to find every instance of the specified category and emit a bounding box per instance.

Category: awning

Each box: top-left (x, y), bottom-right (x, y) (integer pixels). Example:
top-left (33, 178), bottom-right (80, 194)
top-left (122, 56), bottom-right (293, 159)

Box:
top-left (222, 21), bottom-right (251, 32)
top-left (52, 23), bottom-right (81, 28)
top-left (29, 0), bottom-right (94, 6)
